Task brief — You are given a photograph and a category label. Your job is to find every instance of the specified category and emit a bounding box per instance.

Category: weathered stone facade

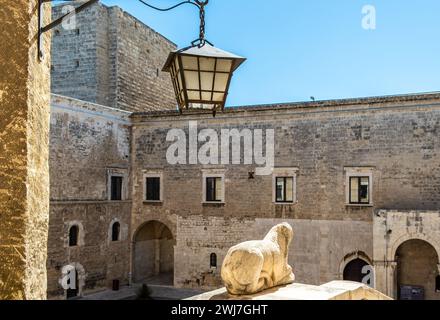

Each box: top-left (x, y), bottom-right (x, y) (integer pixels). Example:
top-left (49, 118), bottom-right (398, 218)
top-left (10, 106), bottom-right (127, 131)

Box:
top-left (0, 0), bottom-right (51, 300)
top-left (47, 95), bottom-right (131, 299)
top-left (44, 2), bottom-right (440, 300)
top-left (374, 210), bottom-right (440, 300)
top-left (51, 1), bottom-right (177, 112)
top-left (46, 92), bottom-right (440, 300)
top-left (130, 93), bottom-right (440, 299)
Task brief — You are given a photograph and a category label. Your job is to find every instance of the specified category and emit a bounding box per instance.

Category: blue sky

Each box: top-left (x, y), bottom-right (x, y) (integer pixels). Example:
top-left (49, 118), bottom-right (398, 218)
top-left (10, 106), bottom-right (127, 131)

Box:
top-left (101, 0), bottom-right (440, 107)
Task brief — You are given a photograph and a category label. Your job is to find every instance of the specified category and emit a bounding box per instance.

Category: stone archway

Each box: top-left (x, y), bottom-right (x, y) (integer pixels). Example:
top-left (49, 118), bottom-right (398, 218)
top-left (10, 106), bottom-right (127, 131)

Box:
top-left (395, 239), bottom-right (440, 300)
top-left (62, 262), bottom-right (86, 299)
top-left (343, 258), bottom-right (371, 284)
top-left (133, 221), bottom-right (175, 285)
top-left (340, 251), bottom-right (373, 285)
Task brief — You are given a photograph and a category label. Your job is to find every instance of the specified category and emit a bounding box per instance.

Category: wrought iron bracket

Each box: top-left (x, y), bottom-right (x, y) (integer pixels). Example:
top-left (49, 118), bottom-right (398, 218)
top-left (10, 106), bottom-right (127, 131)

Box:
top-left (38, 0), bottom-right (99, 61)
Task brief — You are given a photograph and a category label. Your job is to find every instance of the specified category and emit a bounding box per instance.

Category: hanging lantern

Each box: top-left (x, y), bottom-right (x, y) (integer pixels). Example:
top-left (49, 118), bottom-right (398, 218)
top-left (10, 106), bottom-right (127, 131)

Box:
top-left (160, 0), bottom-right (245, 115)
top-left (162, 43), bottom-right (245, 113)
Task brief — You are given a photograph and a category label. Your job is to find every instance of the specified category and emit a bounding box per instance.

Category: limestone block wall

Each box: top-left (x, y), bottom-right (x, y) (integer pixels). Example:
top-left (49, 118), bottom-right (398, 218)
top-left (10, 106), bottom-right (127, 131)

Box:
top-left (47, 94), bottom-right (131, 299)
top-left (108, 6), bottom-right (177, 112)
top-left (51, 2), bottom-right (101, 105)
top-left (0, 0), bottom-right (51, 299)
top-left (174, 216), bottom-right (372, 289)
top-left (47, 202), bottom-right (130, 298)
top-left (373, 210), bottom-right (440, 299)
top-left (51, 1), bottom-right (177, 112)
top-left (130, 93), bottom-right (440, 289)
top-left (50, 94), bottom-right (131, 201)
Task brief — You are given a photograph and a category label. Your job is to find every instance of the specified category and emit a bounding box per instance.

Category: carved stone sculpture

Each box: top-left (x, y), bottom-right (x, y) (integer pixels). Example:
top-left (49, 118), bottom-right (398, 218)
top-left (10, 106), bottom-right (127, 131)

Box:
top-left (221, 223), bottom-right (295, 295)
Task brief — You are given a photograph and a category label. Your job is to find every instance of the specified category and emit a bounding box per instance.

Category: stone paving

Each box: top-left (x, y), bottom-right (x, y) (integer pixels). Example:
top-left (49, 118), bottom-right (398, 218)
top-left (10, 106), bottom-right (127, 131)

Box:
top-left (80, 284), bottom-right (205, 300)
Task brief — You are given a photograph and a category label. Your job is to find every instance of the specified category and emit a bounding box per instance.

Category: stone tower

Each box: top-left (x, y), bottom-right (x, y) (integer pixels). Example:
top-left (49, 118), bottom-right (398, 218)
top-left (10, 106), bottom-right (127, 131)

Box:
top-left (51, 1), bottom-right (177, 112)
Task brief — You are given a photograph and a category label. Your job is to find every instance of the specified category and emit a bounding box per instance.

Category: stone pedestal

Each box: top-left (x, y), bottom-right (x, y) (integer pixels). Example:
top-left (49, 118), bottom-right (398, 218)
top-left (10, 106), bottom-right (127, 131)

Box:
top-left (0, 0), bottom-right (51, 299)
top-left (187, 281), bottom-right (392, 300)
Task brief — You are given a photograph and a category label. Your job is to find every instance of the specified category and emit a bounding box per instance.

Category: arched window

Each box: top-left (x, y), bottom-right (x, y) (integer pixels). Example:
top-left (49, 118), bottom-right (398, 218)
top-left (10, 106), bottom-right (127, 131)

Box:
top-left (436, 275), bottom-right (440, 292)
top-left (210, 253), bottom-right (217, 268)
top-left (111, 222), bottom-right (120, 242)
top-left (69, 225), bottom-right (79, 247)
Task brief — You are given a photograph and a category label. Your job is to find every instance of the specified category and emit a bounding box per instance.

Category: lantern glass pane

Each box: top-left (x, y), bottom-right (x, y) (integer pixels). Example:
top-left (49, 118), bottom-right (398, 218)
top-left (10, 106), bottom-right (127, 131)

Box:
top-left (187, 91), bottom-right (199, 100)
top-left (200, 72), bottom-right (214, 91)
top-left (216, 59), bottom-right (233, 72)
top-left (185, 70), bottom-right (200, 90)
top-left (181, 55), bottom-right (198, 70)
top-left (200, 57), bottom-right (216, 71)
top-left (201, 92), bottom-right (211, 100)
top-left (212, 92), bottom-right (224, 102)
top-left (214, 73), bottom-right (229, 92)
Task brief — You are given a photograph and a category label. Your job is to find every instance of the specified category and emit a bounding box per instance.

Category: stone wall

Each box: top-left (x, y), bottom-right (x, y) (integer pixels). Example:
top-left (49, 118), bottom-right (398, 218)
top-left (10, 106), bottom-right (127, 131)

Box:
top-left (47, 95), bottom-right (131, 299)
top-left (50, 94), bottom-right (131, 200)
top-left (0, 0), bottom-right (51, 299)
top-left (174, 217), bottom-right (371, 289)
top-left (108, 6), bottom-right (177, 112)
top-left (51, 1), bottom-right (177, 112)
top-left (373, 210), bottom-right (440, 299)
top-left (47, 201), bottom-right (130, 298)
top-left (130, 93), bottom-right (440, 289)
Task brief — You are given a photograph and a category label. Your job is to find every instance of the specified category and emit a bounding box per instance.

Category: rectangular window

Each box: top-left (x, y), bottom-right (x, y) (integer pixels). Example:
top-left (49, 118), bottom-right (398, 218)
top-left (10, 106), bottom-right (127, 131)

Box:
top-left (206, 177), bottom-right (222, 202)
top-left (349, 177), bottom-right (370, 204)
top-left (276, 177), bottom-right (294, 203)
top-left (111, 176), bottom-right (123, 201)
top-left (146, 177), bottom-right (161, 201)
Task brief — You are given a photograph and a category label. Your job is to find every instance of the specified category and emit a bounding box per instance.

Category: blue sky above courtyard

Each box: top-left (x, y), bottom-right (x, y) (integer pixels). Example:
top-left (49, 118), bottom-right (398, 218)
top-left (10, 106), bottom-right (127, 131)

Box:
top-left (99, 0), bottom-right (440, 107)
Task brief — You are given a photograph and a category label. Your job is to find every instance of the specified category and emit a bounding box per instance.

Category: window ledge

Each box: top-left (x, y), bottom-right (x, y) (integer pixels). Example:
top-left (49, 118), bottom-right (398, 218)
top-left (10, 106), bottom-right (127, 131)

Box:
top-left (274, 201), bottom-right (298, 206)
top-left (143, 201), bottom-right (163, 205)
top-left (203, 202), bottom-right (225, 207)
top-left (345, 204), bottom-right (374, 207)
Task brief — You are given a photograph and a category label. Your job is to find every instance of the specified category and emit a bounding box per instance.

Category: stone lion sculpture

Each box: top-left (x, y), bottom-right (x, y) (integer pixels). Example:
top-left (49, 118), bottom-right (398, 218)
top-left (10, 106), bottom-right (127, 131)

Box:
top-left (221, 223), bottom-right (295, 295)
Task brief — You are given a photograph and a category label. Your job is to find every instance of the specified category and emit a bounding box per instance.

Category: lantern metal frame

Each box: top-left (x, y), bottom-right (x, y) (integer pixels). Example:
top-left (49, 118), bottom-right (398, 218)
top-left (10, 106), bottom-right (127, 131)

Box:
top-left (163, 44), bottom-right (245, 115)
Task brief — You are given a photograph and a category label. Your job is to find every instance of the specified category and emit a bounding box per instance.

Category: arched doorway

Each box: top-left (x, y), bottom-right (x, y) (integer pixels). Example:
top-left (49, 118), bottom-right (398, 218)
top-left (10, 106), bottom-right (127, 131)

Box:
top-left (395, 239), bottom-right (440, 300)
top-left (343, 258), bottom-right (371, 283)
top-left (62, 262), bottom-right (85, 300)
top-left (133, 221), bottom-right (174, 285)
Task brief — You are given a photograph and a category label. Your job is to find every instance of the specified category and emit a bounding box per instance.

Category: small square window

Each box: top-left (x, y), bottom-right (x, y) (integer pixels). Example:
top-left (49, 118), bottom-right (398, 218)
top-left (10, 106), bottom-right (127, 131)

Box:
top-left (349, 177), bottom-right (370, 204)
top-left (111, 176), bottom-right (123, 201)
top-left (146, 177), bottom-right (161, 201)
top-left (206, 177), bottom-right (223, 202)
top-left (276, 177), bottom-right (294, 203)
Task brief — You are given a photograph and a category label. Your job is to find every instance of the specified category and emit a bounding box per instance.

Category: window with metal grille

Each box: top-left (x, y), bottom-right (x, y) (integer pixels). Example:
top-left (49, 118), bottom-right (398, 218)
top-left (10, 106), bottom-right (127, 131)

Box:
top-left (111, 222), bottom-right (120, 242)
top-left (206, 177), bottom-right (222, 202)
top-left (276, 177), bottom-right (294, 203)
top-left (146, 177), bottom-right (161, 201)
top-left (111, 176), bottom-right (123, 200)
top-left (210, 253), bottom-right (217, 268)
top-left (349, 177), bottom-right (370, 204)
top-left (69, 225), bottom-right (79, 247)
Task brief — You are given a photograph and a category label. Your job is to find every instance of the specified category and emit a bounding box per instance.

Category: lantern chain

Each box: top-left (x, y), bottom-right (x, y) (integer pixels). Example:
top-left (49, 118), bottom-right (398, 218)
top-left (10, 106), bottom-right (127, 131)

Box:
top-left (138, 0), bottom-right (209, 46)
top-left (197, 1), bottom-right (206, 45)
